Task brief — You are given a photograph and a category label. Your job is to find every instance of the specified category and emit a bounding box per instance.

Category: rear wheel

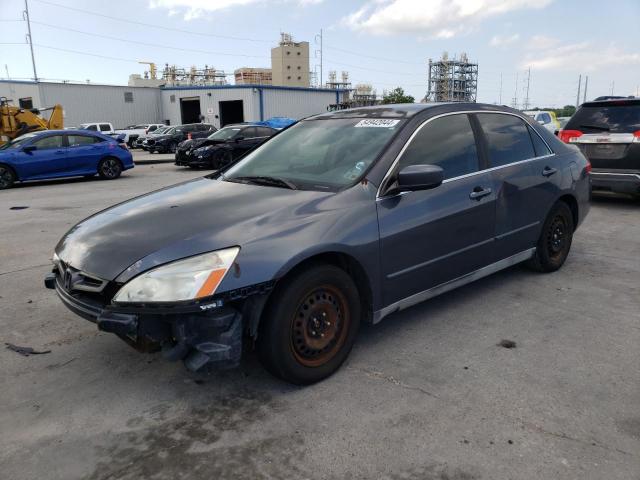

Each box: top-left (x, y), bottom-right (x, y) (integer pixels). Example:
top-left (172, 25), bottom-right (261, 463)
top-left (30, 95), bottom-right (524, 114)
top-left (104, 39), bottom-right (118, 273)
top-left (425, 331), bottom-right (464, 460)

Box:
top-left (168, 142), bottom-right (177, 154)
top-left (258, 264), bottom-right (361, 384)
top-left (0, 164), bottom-right (16, 189)
top-left (527, 201), bottom-right (574, 272)
top-left (98, 157), bottom-right (122, 180)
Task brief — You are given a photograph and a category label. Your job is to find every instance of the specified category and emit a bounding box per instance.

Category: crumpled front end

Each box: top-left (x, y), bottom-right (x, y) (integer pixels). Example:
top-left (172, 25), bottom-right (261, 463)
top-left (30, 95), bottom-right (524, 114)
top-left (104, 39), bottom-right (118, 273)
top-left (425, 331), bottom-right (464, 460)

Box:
top-left (44, 260), bottom-right (255, 371)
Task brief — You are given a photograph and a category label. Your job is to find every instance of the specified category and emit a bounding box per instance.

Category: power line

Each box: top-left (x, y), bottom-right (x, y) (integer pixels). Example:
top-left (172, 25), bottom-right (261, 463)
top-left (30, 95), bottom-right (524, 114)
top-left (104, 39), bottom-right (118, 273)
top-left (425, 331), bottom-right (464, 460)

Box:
top-left (30, 20), bottom-right (270, 60)
top-left (32, 0), bottom-right (271, 43)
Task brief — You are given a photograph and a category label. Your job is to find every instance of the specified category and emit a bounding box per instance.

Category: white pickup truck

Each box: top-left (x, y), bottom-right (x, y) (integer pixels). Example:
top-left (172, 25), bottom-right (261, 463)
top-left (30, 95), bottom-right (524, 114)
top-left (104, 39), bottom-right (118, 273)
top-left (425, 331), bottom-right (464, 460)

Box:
top-left (79, 122), bottom-right (115, 134)
top-left (114, 123), bottom-right (165, 147)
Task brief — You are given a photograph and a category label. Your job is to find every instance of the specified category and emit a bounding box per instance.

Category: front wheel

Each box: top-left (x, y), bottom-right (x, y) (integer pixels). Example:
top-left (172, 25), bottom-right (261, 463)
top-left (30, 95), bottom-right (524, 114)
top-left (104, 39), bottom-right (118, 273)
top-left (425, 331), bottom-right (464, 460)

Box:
top-left (167, 142), bottom-right (177, 154)
top-left (98, 157), bottom-right (122, 180)
top-left (527, 201), bottom-right (574, 272)
top-left (258, 264), bottom-right (361, 385)
top-left (0, 164), bottom-right (16, 189)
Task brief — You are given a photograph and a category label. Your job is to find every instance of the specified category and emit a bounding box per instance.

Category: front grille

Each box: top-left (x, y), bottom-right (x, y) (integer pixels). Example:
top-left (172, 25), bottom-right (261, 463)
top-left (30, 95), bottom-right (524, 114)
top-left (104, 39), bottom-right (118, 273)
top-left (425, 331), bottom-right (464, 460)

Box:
top-left (57, 261), bottom-right (109, 294)
top-left (146, 139), bottom-right (156, 146)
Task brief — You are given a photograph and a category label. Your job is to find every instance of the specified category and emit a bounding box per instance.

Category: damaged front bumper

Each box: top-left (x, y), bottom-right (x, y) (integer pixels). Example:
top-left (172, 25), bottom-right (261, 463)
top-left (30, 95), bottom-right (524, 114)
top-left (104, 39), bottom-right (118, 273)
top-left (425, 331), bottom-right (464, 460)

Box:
top-left (44, 272), bottom-right (242, 371)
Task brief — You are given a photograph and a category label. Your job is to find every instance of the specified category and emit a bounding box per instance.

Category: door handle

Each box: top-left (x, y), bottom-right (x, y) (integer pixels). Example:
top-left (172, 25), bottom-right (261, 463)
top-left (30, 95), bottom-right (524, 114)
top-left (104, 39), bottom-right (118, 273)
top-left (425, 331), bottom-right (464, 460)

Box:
top-left (542, 166), bottom-right (558, 177)
top-left (469, 187), bottom-right (492, 200)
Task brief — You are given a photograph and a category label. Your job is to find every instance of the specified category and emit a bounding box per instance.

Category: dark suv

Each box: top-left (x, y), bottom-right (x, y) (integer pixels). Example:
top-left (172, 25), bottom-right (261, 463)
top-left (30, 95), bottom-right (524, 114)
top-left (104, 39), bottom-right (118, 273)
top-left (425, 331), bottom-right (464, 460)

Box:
top-left (45, 103), bottom-right (590, 385)
top-left (143, 123), bottom-right (216, 154)
top-left (559, 98), bottom-right (640, 198)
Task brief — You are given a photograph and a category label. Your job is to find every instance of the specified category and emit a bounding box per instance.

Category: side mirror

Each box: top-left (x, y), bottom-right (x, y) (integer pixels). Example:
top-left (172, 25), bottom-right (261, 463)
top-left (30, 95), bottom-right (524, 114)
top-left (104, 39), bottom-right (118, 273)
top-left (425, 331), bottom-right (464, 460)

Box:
top-left (397, 164), bottom-right (444, 192)
top-left (234, 136), bottom-right (245, 143)
top-left (22, 145), bottom-right (37, 153)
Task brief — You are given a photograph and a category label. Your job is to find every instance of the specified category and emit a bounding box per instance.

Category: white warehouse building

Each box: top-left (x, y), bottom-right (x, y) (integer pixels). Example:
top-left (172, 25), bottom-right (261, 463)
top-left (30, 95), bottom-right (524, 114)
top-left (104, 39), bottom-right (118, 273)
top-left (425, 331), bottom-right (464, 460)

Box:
top-left (0, 80), bottom-right (347, 129)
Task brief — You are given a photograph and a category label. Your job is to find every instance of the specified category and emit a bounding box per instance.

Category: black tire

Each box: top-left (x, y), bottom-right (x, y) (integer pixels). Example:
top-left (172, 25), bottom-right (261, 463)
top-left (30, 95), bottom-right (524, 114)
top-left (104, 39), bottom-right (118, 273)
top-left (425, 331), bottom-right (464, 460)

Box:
top-left (168, 142), bottom-right (177, 154)
top-left (526, 201), bottom-right (574, 272)
top-left (258, 264), bottom-right (361, 385)
top-left (215, 150), bottom-right (233, 170)
top-left (98, 157), bottom-right (122, 180)
top-left (0, 164), bottom-right (16, 189)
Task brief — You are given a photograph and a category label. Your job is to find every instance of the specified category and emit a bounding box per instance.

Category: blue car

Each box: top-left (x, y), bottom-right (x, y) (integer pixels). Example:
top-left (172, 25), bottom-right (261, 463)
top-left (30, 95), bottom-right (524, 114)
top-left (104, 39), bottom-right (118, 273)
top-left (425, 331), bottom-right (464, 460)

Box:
top-left (0, 129), bottom-right (134, 189)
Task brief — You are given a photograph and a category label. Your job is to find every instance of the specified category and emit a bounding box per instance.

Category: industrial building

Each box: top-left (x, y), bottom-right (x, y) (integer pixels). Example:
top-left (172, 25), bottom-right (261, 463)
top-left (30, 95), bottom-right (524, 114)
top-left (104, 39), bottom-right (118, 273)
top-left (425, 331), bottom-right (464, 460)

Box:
top-left (234, 68), bottom-right (273, 85)
top-left (0, 80), bottom-right (346, 129)
top-left (425, 52), bottom-right (478, 103)
top-left (271, 33), bottom-right (310, 88)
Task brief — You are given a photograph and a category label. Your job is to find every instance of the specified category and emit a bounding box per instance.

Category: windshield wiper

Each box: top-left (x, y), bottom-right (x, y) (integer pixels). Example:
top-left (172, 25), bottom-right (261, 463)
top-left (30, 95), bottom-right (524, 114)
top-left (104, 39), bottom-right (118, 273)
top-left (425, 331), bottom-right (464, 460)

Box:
top-left (579, 124), bottom-right (610, 131)
top-left (231, 175), bottom-right (298, 190)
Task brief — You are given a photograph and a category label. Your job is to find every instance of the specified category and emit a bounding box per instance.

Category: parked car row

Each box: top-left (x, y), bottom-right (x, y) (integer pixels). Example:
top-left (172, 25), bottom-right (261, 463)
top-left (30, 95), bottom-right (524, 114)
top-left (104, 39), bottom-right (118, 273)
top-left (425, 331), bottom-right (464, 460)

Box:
top-left (175, 124), bottom-right (278, 169)
top-left (141, 123), bottom-right (216, 153)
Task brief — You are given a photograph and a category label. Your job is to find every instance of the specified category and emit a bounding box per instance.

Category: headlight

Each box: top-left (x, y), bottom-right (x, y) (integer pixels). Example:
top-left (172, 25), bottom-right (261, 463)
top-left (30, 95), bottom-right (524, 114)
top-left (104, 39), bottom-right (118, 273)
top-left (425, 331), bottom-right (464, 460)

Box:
top-left (113, 247), bottom-right (239, 303)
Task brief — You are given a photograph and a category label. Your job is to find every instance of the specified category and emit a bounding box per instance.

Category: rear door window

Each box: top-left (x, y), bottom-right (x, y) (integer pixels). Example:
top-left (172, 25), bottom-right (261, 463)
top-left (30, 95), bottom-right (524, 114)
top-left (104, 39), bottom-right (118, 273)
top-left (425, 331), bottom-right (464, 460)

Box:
top-left (476, 113), bottom-right (536, 167)
top-left (539, 113), bottom-right (551, 124)
top-left (399, 113), bottom-right (479, 180)
top-left (99, 124), bottom-right (111, 132)
top-left (565, 103), bottom-right (640, 133)
top-left (85, 125), bottom-right (97, 131)
top-left (68, 135), bottom-right (100, 147)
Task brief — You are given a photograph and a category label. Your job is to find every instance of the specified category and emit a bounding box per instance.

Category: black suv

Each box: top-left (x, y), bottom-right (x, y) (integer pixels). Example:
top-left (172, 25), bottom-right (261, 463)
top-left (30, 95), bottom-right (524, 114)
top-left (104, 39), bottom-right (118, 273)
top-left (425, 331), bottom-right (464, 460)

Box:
top-left (175, 124), bottom-right (278, 169)
top-left (143, 123), bottom-right (216, 154)
top-left (559, 98), bottom-right (640, 198)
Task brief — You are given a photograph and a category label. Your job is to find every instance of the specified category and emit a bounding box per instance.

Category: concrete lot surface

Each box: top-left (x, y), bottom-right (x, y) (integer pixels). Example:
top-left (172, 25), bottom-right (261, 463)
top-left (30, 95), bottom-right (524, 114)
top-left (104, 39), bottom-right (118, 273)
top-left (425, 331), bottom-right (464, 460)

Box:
top-left (1, 156), bottom-right (639, 480)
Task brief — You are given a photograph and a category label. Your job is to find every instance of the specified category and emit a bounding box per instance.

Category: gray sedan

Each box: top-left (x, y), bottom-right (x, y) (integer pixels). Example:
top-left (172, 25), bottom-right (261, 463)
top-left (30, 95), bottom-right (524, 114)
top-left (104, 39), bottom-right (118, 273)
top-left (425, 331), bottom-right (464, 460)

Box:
top-left (45, 103), bottom-right (591, 385)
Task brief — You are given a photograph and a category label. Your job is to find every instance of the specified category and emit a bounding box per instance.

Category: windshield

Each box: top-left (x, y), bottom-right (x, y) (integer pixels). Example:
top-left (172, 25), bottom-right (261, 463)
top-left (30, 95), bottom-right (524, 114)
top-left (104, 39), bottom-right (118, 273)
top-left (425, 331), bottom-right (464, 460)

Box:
top-left (152, 126), bottom-right (170, 135)
top-left (164, 127), bottom-right (182, 135)
top-left (224, 118), bottom-right (403, 190)
top-left (0, 133), bottom-right (40, 150)
top-left (208, 127), bottom-right (242, 141)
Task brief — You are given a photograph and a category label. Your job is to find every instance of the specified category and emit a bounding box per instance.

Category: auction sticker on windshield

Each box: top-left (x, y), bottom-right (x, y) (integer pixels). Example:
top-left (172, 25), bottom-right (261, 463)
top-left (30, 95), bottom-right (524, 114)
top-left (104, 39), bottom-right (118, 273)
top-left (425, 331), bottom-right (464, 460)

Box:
top-left (354, 119), bottom-right (400, 128)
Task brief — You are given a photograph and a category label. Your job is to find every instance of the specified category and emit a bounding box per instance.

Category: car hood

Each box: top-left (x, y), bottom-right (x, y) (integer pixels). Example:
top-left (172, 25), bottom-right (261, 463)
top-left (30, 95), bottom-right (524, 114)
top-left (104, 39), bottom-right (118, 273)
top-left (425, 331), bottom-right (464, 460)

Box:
top-left (179, 138), bottom-right (213, 150)
top-left (149, 134), bottom-right (173, 141)
top-left (55, 177), bottom-right (337, 282)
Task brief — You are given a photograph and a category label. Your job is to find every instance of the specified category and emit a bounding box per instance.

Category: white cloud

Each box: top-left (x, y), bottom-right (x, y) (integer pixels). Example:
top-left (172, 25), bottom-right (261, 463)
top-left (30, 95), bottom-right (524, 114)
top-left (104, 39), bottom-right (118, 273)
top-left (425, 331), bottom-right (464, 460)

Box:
top-left (521, 42), bottom-right (640, 72)
top-left (527, 34), bottom-right (559, 50)
top-left (149, 0), bottom-right (322, 20)
top-left (489, 33), bottom-right (520, 47)
top-left (343, 0), bottom-right (553, 37)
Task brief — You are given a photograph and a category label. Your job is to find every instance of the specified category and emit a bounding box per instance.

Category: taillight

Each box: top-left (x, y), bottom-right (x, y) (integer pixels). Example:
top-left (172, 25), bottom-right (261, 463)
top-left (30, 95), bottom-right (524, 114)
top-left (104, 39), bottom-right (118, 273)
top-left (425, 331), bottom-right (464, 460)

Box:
top-left (144, 129), bottom-right (148, 134)
top-left (585, 160), bottom-right (592, 174)
top-left (559, 129), bottom-right (583, 143)
top-left (633, 130), bottom-right (640, 143)
top-left (118, 142), bottom-right (129, 151)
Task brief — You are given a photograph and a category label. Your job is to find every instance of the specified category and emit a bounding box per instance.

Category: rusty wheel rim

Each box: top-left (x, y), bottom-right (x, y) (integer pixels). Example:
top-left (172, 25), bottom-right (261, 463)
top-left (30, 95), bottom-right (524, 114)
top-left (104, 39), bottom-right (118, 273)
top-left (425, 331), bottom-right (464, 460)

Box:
top-left (290, 285), bottom-right (350, 368)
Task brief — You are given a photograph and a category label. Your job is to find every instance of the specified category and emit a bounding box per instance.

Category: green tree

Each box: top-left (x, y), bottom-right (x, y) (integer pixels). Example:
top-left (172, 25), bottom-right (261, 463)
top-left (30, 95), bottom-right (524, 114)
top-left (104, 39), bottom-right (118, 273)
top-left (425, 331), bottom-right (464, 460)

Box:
top-left (381, 87), bottom-right (415, 104)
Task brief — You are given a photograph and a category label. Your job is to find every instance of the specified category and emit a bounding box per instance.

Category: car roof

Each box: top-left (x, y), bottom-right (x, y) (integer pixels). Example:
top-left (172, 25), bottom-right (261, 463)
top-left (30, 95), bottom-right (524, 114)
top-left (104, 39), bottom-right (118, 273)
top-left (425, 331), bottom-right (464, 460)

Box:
top-left (309, 102), bottom-right (519, 120)
top-left (581, 98), bottom-right (640, 107)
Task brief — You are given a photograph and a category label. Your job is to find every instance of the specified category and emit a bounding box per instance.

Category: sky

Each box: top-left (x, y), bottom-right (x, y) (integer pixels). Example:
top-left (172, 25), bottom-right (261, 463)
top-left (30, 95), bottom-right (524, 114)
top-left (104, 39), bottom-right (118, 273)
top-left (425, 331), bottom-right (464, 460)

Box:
top-left (1, 0), bottom-right (639, 108)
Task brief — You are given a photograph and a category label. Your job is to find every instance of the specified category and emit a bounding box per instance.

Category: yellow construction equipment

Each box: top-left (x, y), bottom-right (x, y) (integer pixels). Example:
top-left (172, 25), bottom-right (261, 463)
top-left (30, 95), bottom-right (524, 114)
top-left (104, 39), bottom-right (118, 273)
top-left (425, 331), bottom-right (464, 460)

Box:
top-left (0, 96), bottom-right (64, 145)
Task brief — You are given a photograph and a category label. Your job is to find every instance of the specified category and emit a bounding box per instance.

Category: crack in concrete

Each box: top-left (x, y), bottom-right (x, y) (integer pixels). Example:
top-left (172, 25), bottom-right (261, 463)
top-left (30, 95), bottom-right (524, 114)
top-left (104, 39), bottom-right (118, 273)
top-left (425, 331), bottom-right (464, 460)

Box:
top-left (348, 366), bottom-right (440, 399)
top-left (0, 263), bottom-right (51, 276)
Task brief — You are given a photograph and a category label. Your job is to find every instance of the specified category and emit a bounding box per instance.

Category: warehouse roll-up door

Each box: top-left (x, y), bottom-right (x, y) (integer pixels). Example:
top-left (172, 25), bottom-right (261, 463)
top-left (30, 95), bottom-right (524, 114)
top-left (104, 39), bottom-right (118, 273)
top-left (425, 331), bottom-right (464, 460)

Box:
top-left (219, 100), bottom-right (244, 127)
top-left (180, 97), bottom-right (201, 124)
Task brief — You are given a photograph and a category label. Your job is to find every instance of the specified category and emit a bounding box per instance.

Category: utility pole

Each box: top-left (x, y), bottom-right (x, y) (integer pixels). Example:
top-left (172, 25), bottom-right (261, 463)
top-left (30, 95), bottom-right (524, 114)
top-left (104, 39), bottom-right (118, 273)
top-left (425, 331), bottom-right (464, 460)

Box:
top-left (576, 74), bottom-right (581, 108)
top-left (314, 29), bottom-right (323, 88)
top-left (523, 67), bottom-right (531, 110)
top-left (583, 75), bottom-right (588, 103)
top-left (610, 81), bottom-right (615, 96)
top-left (511, 72), bottom-right (518, 109)
top-left (23, 0), bottom-right (38, 81)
